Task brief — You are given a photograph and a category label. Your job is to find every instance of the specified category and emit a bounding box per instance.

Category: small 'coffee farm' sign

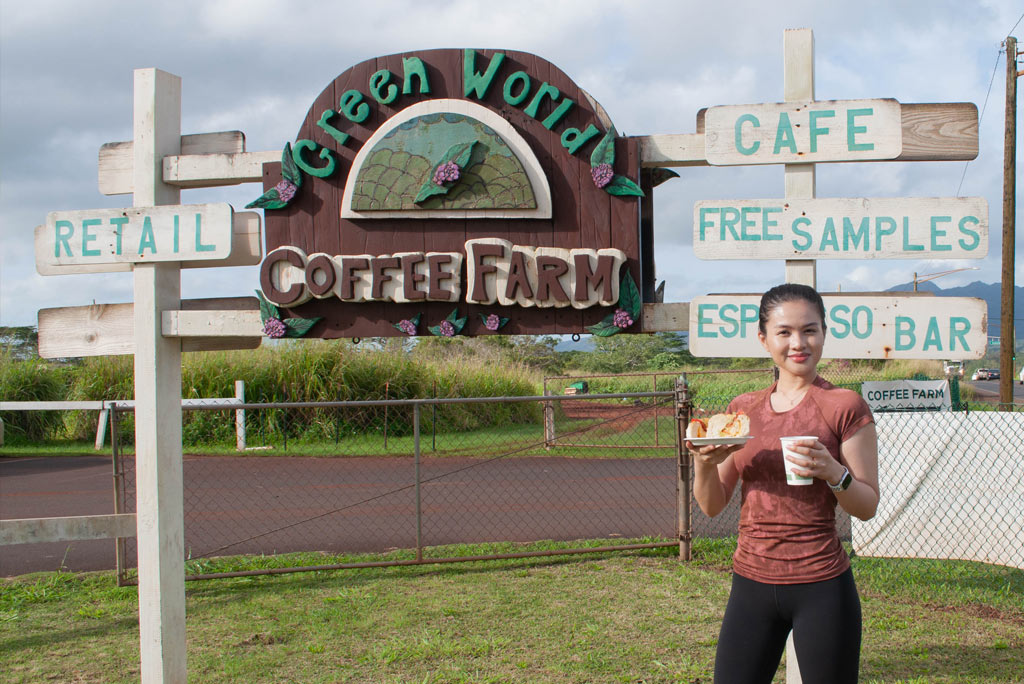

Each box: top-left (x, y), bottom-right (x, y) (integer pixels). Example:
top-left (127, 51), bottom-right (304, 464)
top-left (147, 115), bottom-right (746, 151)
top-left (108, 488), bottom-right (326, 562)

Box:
top-left (255, 49), bottom-right (648, 339)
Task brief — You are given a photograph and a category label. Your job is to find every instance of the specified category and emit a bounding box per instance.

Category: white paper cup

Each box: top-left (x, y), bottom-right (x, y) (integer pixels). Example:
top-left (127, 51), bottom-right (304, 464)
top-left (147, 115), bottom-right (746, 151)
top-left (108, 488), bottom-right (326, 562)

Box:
top-left (780, 436), bottom-right (816, 485)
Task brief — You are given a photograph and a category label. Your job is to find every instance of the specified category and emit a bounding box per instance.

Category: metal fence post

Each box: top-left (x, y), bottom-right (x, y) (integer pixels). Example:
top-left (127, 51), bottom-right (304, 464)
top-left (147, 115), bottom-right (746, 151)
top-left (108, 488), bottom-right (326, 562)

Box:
top-left (675, 375), bottom-right (692, 561)
top-left (543, 389), bottom-right (555, 449)
top-left (110, 404), bottom-right (128, 586)
top-left (414, 403), bottom-right (422, 562)
top-left (653, 373), bottom-right (660, 447)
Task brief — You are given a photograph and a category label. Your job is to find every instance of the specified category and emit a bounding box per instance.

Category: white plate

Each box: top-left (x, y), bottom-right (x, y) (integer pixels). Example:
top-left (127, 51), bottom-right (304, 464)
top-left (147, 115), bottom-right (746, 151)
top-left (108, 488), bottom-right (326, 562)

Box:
top-left (686, 435), bottom-right (753, 447)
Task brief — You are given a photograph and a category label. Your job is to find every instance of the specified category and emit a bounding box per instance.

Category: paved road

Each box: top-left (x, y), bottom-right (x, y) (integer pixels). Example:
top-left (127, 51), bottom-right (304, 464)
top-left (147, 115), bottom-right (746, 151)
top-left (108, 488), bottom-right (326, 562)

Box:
top-left (966, 378), bottom-right (1024, 402)
top-left (3, 453), bottom-right (715, 576)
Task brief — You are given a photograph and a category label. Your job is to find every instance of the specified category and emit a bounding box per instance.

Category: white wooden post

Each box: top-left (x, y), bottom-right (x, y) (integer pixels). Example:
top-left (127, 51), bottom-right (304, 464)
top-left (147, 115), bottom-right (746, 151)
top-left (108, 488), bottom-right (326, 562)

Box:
top-left (783, 28), bottom-right (817, 290)
top-left (94, 408), bottom-right (109, 449)
top-left (132, 68), bottom-right (187, 684)
top-left (235, 380), bottom-right (246, 451)
top-left (783, 29), bottom-right (811, 684)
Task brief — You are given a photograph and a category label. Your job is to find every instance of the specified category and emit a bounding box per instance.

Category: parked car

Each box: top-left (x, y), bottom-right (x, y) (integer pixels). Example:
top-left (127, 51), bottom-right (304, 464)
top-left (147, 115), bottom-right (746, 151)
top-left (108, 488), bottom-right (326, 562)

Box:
top-left (971, 368), bottom-right (999, 381)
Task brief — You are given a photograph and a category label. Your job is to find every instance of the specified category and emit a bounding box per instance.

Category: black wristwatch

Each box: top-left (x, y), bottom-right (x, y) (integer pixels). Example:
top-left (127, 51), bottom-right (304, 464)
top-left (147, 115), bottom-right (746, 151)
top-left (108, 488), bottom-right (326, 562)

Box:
top-left (829, 466), bottom-right (853, 492)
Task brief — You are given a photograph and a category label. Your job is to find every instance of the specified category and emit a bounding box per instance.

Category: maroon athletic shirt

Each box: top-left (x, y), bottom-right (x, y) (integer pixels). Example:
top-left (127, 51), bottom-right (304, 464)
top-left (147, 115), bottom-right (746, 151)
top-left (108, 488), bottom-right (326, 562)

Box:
top-left (725, 375), bottom-right (874, 584)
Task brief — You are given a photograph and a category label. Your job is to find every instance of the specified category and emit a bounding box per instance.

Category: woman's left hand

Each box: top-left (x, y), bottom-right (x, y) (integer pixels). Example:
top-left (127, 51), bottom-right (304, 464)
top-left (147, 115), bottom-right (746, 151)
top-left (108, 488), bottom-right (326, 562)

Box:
top-left (784, 438), bottom-right (844, 484)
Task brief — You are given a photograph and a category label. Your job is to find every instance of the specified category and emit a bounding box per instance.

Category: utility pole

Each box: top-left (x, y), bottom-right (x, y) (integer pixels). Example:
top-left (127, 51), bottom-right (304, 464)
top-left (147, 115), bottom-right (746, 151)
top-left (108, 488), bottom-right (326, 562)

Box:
top-left (1001, 36), bottom-right (1018, 405)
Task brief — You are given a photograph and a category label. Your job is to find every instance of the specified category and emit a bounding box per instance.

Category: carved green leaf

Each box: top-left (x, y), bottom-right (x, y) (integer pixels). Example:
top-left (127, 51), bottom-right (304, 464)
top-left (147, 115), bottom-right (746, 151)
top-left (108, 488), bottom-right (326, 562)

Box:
top-left (649, 167), bottom-right (680, 187)
top-left (619, 270), bottom-right (641, 319)
top-left (442, 140), bottom-right (476, 167)
top-left (283, 317), bottom-right (321, 338)
top-left (590, 126), bottom-right (617, 167)
top-left (587, 317), bottom-right (620, 337)
top-left (281, 142), bottom-right (302, 187)
top-left (605, 175), bottom-right (645, 197)
top-left (414, 141), bottom-right (478, 204)
top-left (255, 290), bottom-right (280, 322)
top-left (245, 187), bottom-right (287, 210)
top-left (414, 180), bottom-right (447, 203)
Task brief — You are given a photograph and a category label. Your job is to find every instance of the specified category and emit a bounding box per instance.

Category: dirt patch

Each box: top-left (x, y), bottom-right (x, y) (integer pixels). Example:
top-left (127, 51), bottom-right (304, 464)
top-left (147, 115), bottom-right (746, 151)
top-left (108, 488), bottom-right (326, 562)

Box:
top-left (558, 399), bottom-right (671, 433)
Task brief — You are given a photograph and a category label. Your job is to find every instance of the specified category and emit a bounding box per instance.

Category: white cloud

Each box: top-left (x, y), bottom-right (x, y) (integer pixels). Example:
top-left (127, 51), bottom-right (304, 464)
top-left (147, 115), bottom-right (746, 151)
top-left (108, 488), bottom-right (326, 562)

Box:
top-left (2, 0), bottom-right (1022, 330)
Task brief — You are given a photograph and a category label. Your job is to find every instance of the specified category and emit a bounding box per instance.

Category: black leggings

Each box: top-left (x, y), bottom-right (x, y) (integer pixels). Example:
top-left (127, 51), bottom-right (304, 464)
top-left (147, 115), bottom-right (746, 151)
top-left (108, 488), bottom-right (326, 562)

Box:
top-left (714, 568), bottom-right (861, 684)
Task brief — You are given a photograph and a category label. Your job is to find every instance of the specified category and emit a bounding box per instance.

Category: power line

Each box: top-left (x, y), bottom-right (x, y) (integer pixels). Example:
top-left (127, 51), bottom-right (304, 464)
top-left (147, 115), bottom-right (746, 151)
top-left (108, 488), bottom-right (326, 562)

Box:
top-left (955, 12), bottom-right (1024, 196)
top-left (1010, 11), bottom-right (1024, 36)
top-left (956, 45), bottom-right (1003, 196)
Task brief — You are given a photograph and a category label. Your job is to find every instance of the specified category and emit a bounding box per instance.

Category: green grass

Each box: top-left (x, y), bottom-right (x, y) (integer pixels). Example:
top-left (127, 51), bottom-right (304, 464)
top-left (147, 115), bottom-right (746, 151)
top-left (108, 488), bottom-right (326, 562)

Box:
top-left (2, 540), bottom-right (1021, 684)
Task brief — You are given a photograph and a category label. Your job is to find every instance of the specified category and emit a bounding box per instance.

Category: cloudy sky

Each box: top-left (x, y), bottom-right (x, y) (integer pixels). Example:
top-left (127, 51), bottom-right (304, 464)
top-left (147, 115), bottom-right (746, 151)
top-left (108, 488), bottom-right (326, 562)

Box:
top-left (1, 0), bottom-right (1021, 328)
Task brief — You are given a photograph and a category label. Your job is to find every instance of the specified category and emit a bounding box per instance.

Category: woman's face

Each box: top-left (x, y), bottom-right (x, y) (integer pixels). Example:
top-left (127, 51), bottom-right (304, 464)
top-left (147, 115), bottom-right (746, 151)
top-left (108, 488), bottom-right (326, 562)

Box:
top-left (758, 298), bottom-right (825, 379)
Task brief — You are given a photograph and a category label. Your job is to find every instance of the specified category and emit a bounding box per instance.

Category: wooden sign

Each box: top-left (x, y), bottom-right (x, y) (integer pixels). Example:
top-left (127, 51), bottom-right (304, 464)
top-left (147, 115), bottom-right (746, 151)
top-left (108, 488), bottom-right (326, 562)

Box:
top-left (688, 295), bottom-right (987, 360)
top-left (704, 98), bottom-right (902, 165)
top-left (37, 297), bottom-right (261, 358)
top-left (693, 197), bottom-right (988, 260)
top-left (34, 211), bottom-right (261, 275)
top-left (40, 203), bottom-right (233, 268)
top-left (258, 48), bottom-right (643, 339)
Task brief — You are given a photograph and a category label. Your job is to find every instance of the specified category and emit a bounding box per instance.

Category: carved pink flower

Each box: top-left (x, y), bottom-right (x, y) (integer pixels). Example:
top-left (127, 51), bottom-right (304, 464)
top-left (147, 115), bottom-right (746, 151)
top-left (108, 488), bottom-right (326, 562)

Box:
top-left (612, 308), bottom-right (634, 329)
top-left (484, 314), bottom-right (501, 331)
top-left (275, 179), bottom-right (298, 203)
top-left (439, 320), bottom-right (455, 337)
top-left (592, 163), bottom-right (614, 188)
top-left (397, 319), bottom-right (417, 336)
top-left (263, 317), bottom-right (287, 338)
top-left (433, 161), bottom-right (460, 185)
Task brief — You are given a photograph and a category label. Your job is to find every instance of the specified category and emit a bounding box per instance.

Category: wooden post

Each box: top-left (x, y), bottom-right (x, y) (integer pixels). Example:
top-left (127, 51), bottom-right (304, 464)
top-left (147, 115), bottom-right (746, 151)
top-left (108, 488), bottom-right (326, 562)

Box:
top-left (674, 375), bottom-right (691, 561)
top-left (783, 30), bottom-right (811, 684)
top-left (543, 389), bottom-right (555, 448)
top-left (132, 68), bottom-right (187, 684)
top-left (95, 408), bottom-right (109, 449)
top-left (783, 29), bottom-right (817, 289)
top-left (235, 380), bottom-right (246, 451)
top-left (1000, 36), bottom-right (1017, 404)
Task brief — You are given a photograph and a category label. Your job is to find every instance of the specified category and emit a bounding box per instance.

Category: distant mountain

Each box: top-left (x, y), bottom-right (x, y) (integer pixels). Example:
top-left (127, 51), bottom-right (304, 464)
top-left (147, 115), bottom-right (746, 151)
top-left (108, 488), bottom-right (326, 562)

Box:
top-left (885, 280), bottom-right (1023, 341)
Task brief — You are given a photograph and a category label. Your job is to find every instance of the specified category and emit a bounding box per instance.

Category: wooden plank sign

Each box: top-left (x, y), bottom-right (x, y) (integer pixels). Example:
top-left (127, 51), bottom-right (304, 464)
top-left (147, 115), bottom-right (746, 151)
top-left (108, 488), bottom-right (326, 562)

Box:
top-left (688, 295), bottom-right (987, 360)
top-left (704, 99), bottom-right (902, 165)
top-left (693, 197), bottom-right (988, 260)
top-left (37, 296), bottom-right (261, 358)
top-left (98, 131), bottom-right (246, 195)
top-left (40, 203), bottom-right (233, 269)
top-left (34, 211), bottom-right (261, 275)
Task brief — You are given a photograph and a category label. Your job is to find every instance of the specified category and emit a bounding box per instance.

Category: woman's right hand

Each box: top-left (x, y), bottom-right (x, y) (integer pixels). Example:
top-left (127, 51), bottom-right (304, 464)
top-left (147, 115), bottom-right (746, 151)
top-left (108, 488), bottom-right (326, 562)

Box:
top-left (686, 441), bottom-right (744, 467)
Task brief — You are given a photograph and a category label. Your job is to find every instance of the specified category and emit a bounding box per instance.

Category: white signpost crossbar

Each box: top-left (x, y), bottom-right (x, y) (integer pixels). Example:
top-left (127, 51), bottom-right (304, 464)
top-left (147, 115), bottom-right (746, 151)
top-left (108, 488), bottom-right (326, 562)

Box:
top-left (689, 294), bottom-right (987, 360)
top-left (99, 131), bottom-right (246, 195)
top-left (41, 203), bottom-right (233, 266)
top-left (37, 297), bottom-right (261, 358)
top-left (693, 197), bottom-right (988, 260)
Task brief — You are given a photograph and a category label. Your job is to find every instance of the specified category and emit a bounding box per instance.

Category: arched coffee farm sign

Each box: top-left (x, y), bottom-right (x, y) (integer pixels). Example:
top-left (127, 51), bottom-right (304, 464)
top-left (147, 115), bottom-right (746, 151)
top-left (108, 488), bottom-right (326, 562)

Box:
top-left (253, 49), bottom-right (655, 340)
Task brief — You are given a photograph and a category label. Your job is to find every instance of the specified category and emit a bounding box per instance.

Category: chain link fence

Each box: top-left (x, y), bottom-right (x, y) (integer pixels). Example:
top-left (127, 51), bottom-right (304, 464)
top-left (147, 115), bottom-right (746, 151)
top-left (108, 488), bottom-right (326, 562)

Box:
top-left (109, 391), bottom-right (682, 583)
top-left (4, 364), bottom-right (1021, 588)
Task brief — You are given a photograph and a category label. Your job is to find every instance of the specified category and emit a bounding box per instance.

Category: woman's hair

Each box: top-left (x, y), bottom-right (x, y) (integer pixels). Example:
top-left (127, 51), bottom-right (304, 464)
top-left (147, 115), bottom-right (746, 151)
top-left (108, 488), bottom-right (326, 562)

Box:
top-left (758, 283), bottom-right (827, 334)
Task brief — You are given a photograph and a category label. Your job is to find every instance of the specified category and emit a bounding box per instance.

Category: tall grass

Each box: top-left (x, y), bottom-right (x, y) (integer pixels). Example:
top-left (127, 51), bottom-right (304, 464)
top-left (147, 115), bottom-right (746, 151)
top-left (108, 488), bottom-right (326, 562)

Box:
top-left (63, 342), bottom-right (544, 446)
top-left (0, 348), bottom-right (968, 447)
top-left (0, 350), bottom-right (70, 442)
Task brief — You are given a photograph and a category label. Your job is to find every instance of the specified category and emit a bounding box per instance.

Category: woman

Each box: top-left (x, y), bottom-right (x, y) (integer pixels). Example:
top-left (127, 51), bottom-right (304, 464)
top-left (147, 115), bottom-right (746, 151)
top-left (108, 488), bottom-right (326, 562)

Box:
top-left (688, 283), bottom-right (879, 684)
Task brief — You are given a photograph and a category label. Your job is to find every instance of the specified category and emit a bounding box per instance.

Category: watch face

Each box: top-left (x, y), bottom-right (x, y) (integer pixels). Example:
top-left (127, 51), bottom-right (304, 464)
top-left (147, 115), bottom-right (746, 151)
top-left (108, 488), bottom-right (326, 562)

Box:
top-left (840, 470), bottom-right (853, 490)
